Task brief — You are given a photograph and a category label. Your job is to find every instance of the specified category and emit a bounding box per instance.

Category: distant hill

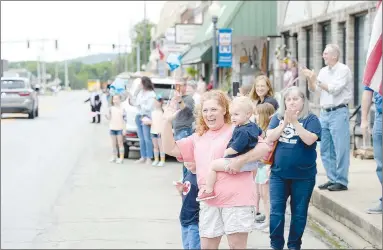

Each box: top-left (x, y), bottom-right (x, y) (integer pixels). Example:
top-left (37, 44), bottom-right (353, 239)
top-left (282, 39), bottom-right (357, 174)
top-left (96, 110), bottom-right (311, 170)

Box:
top-left (66, 53), bottom-right (119, 65)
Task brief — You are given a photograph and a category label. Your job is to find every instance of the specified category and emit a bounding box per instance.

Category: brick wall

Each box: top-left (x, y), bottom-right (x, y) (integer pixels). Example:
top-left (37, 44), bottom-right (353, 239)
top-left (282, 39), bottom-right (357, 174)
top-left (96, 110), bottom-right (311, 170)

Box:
top-left (278, 1), bottom-right (377, 114)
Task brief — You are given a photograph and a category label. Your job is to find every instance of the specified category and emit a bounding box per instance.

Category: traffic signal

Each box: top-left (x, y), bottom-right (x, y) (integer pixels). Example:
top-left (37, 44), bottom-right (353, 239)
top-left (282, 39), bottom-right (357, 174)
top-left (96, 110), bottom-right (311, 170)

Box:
top-left (112, 44), bottom-right (115, 49)
top-left (55, 40), bottom-right (58, 50)
top-left (88, 44), bottom-right (90, 50)
top-left (27, 40), bottom-right (30, 49)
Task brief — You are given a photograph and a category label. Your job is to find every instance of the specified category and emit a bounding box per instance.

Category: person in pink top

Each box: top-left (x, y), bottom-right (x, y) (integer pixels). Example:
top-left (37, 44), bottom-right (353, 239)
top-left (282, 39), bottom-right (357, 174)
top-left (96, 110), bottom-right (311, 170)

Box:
top-left (162, 90), bottom-right (269, 249)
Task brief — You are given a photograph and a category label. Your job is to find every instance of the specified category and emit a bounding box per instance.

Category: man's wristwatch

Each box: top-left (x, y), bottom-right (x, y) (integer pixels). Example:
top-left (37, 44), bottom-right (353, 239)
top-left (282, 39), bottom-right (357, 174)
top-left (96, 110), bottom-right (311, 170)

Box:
top-left (316, 80), bottom-right (322, 88)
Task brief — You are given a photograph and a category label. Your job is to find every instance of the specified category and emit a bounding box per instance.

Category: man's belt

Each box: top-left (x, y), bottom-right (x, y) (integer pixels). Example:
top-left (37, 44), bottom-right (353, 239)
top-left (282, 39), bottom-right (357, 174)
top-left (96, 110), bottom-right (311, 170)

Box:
top-left (323, 104), bottom-right (348, 112)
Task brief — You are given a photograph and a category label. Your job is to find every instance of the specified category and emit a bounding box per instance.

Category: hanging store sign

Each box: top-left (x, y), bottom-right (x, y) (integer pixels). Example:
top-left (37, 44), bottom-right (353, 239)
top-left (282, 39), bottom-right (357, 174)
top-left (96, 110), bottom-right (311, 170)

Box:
top-left (218, 28), bottom-right (232, 68)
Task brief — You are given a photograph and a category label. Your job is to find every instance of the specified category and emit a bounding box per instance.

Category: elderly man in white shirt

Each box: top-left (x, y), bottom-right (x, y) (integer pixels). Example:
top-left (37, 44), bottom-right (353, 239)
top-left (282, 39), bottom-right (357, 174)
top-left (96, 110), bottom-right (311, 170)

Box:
top-left (301, 44), bottom-right (352, 192)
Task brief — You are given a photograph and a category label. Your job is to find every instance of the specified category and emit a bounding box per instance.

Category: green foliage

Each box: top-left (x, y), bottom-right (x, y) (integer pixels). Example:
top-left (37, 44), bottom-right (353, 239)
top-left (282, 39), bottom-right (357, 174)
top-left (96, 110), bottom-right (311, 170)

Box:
top-left (220, 69), bottom-right (232, 93)
top-left (129, 19), bottom-right (155, 71)
top-left (8, 60), bottom-right (116, 90)
top-left (186, 67), bottom-right (199, 80)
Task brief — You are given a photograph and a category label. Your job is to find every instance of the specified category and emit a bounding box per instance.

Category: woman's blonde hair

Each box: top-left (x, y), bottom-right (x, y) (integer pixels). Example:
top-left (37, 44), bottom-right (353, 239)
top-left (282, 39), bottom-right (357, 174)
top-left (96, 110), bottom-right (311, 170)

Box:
top-left (255, 103), bottom-right (275, 131)
top-left (195, 90), bottom-right (232, 136)
top-left (248, 75), bottom-right (274, 102)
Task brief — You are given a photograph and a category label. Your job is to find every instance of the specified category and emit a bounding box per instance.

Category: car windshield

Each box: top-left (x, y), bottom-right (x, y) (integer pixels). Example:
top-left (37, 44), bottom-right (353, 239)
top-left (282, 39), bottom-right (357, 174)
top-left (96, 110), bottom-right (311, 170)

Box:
top-left (153, 84), bottom-right (173, 100)
top-left (1, 80), bottom-right (25, 89)
top-left (128, 78), bottom-right (174, 101)
top-left (112, 77), bottom-right (129, 90)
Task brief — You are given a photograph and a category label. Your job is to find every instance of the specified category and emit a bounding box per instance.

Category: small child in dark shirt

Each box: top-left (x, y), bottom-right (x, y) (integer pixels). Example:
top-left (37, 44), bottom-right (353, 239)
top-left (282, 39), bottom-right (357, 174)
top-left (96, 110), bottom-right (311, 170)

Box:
top-left (197, 96), bottom-right (262, 201)
top-left (175, 162), bottom-right (200, 249)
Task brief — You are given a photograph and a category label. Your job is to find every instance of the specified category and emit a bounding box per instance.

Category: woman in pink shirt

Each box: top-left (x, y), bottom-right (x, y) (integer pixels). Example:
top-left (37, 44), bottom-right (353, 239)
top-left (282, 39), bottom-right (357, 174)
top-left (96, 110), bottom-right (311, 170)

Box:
top-left (162, 90), bottom-right (269, 249)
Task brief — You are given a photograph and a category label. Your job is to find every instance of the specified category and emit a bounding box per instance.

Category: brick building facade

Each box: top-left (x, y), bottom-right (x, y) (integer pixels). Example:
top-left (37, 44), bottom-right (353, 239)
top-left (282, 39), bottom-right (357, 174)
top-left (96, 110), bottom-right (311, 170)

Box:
top-left (277, 1), bottom-right (377, 109)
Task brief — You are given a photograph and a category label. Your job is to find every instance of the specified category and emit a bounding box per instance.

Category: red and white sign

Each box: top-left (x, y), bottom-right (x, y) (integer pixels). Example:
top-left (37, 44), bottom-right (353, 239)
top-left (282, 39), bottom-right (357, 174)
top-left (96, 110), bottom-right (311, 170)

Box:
top-left (363, 0), bottom-right (382, 95)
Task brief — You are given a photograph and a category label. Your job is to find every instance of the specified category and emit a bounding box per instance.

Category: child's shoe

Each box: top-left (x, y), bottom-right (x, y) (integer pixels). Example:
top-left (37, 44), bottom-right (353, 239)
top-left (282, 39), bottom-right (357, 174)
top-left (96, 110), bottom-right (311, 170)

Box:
top-left (152, 160), bottom-right (159, 166)
top-left (255, 213), bottom-right (266, 223)
top-left (157, 161), bottom-right (165, 167)
top-left (116, 158), bottom-right (123, 164)
top-left (109, 157), bottom-right (116, 163)
top-left (196, 190), bottom-right (217, 201)
top-left (255, 221), bottom-right (269, 231)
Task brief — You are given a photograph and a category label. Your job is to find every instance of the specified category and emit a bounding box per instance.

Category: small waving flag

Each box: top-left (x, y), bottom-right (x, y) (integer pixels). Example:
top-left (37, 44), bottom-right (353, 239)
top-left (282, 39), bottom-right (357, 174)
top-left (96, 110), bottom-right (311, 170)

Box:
top-left (157, 45), bottom-right (165, 61)
top-left (363, 0), bottom-right (382, 95)
top-left (166, 53), bottom-right (182, 72)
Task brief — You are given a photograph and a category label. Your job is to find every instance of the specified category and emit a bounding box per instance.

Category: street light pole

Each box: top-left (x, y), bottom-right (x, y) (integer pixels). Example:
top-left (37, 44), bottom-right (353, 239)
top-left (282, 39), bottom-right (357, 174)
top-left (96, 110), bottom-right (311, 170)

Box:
top-left (212, 15), bottom-right (218, 89)
top-left (143, 0), bottom-right (147, 67)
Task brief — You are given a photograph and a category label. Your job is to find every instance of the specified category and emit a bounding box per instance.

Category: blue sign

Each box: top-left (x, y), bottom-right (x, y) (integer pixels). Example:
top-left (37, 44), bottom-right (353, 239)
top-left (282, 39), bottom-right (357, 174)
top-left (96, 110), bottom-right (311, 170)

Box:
top-left (218, 28), bottom-right (232, 68)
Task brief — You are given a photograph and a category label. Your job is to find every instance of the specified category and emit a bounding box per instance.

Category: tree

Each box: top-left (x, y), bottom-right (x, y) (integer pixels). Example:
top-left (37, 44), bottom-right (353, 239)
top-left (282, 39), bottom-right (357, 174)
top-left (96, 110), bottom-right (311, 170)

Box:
top-left (128, 19), bottom-right (155, 72)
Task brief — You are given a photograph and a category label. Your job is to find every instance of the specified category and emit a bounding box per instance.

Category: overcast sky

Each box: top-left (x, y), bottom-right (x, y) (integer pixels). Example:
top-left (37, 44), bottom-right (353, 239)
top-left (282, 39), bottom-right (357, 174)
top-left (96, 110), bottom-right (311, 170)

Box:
top-left (1, 1), bottom-right (165, 62)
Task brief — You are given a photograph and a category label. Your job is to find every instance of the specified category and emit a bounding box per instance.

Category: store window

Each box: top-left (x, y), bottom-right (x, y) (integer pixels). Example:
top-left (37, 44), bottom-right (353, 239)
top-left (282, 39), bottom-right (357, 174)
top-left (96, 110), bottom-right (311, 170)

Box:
top-left (322, 22), bottom-right (331, 67)
top-left (293, 33), bottom-right (298, 60)
top-left (339, 22), bottom-right (347, 64)
top-left (305, 27), bottom-right (314, 99)
top-left (354, 14), bottom-right (369, 105)
top-left (282, 32), bottom-right (290, 57)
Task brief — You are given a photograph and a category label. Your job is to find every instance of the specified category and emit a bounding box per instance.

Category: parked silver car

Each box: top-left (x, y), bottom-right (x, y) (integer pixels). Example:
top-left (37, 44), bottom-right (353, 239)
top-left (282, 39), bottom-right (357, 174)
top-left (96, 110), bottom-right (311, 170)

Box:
top-left (121, 77), bottom-right (175, 158)
top-left (1, 77), bottom-right (39, 119)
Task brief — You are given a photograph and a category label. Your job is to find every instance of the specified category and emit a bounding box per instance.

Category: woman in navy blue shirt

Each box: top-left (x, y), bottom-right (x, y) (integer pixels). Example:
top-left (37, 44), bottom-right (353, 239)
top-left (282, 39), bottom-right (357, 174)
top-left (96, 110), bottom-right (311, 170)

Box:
top-left (267, 86), bottom-right (321, 250)
top-left (248, 75), bottom-right (279, 111)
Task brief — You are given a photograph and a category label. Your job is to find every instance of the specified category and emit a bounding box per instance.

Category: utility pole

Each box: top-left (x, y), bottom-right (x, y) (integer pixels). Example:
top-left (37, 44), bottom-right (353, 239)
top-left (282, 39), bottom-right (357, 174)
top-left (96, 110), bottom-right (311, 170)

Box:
top-left (55, 62), bottom-right (58, 80)
top-left (64, 60), bottom-right (69, 88)
top-left (136, 42), bottom-right (141, 72)
top-left (143, 0), bottom-right (147, 68)
top-left (37, 57), bottom-right (41, 86)
top-left (118, 33), bottom-right (121, 74)
top-left (125, 46), bottom-right (128, 72)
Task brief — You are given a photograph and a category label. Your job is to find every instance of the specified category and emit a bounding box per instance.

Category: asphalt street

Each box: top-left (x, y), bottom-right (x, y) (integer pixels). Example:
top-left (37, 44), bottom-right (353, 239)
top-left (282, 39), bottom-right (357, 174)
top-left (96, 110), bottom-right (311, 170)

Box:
top-left (1, 91), bottom-right (331, 249)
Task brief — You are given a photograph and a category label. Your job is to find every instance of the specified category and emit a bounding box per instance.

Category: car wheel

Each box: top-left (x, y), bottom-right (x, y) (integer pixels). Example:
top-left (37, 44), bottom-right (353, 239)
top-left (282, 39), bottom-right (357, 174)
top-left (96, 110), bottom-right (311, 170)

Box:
top-left (28, 109), bottom-right (35, 119)
top-left (123, 143), bottom-right (130, 159)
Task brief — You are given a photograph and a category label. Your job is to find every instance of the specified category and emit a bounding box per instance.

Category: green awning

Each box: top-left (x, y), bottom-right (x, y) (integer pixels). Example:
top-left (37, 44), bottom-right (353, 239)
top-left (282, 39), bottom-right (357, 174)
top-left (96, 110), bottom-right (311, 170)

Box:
top-left (191, 1), bottom-right (243, 46)
top-left (181, 1), bottom-right (242, 65)
top-left (228, 1), bottom-right (277, 37)
top-left (181, 45), bottom-right (211, 65)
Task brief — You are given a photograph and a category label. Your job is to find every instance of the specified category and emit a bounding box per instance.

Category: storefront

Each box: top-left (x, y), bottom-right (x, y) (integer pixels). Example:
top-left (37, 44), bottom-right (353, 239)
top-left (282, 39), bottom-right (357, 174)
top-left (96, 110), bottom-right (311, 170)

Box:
top-left (181, 1), bottom-right (277, 90)
top-left (277, 0), bottom-right (376, 106)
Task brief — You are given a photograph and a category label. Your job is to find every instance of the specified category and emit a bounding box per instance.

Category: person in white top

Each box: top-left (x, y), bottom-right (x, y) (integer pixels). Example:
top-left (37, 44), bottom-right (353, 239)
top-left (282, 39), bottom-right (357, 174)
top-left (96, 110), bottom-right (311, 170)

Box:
top-left (301, 44), bottom-right (352, 192)
top-left (106, 95), bottom-right (127, 164)
top-left (142, 94), bottom-right (166, 167)
top-left (129, 76), bottom-right (156, 165)
top-left (186, 80), bottom-right (201, 106)
top-left (197, 74), bottom-right (207, 95)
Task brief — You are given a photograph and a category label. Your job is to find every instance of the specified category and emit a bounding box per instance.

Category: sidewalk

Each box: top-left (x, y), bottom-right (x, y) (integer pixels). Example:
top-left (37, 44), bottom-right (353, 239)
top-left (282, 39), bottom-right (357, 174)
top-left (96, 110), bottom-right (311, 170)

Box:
top-left (309, 150), bottom-right (382, 249)
top-left (29, 123), bottom-right (330, 249)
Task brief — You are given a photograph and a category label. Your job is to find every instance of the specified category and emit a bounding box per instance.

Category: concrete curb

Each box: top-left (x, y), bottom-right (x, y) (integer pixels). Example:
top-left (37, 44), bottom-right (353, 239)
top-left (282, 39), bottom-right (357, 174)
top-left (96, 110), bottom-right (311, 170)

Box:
top-left (308, 206), bottom-right (375, 249)
top-left (310, 189), bottom-right (382, 249)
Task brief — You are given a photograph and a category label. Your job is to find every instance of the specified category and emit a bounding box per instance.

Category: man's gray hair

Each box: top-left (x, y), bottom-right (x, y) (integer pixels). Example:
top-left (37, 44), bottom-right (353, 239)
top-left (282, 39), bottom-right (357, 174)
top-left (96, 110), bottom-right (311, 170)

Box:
top-left (326, 44), bottom-right (340, 60)
top-left (187, 80), bottom-right (197, 89)
top-left (277, 86), bottom-right (311, 120)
